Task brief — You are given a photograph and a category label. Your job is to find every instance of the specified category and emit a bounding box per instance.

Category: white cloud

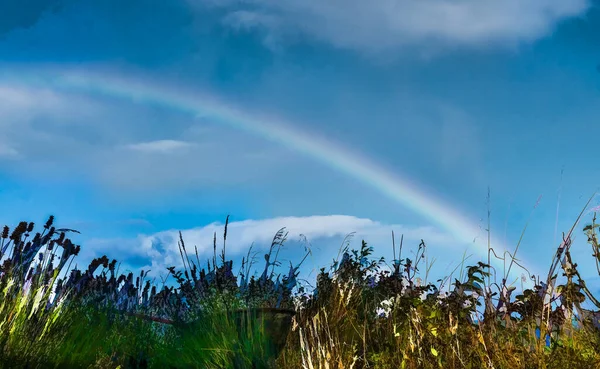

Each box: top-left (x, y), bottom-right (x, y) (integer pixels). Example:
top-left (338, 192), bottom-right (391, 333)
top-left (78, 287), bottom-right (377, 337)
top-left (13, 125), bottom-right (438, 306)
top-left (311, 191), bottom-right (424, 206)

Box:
top-left (0, 79), bottom-right (293, 192)
top-left (194, 0), bottom-right (589, 54)
top-left (142, 214), bottom-right (454, 254)
top-left (125, 140), bottom-right (196, 154)
top-left (0, 85), bottom-right (88, 123)
top-left (0, 83), bottom-right (108, 168)
top-left (75, 214), bottom-right (475, 281)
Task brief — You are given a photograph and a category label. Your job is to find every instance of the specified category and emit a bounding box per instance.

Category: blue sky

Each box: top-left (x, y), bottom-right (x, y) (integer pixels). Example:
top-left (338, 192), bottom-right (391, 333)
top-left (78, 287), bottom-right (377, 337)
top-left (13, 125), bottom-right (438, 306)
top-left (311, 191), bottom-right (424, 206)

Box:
top-left (1, 0), bottom-right (600, 293)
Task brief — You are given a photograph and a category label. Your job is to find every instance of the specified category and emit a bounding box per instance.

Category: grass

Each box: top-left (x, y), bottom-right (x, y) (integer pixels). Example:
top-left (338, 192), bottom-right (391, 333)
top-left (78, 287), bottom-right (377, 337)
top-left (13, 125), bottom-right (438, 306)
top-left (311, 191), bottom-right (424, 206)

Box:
top-left (0, 201), bottom-right (599, 368)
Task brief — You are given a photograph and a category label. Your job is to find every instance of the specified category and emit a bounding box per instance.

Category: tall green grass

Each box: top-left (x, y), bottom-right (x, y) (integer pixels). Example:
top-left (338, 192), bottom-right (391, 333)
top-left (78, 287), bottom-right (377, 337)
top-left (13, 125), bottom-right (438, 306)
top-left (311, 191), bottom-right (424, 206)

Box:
top-left (1, 202), bottom-right (600, 369)
top-left (0, 217), bottom-right (302, 368)
top-left (277, 202), bottom-right (600, 369)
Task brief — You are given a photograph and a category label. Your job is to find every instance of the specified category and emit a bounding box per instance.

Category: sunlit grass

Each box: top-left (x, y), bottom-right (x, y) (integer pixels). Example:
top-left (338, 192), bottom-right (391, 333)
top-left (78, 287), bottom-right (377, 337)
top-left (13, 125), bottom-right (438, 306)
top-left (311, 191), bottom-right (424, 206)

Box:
top-left (0, 200), bottom-right (599, 368)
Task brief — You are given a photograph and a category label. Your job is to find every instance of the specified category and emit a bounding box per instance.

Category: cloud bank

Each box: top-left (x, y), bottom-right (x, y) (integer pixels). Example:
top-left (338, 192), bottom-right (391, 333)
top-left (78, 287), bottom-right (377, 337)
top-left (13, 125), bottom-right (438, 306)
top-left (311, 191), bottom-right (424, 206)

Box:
top-left (192, 0), bottom-right (589, 54)
top-left (79, 214), bottom-right (468, 280)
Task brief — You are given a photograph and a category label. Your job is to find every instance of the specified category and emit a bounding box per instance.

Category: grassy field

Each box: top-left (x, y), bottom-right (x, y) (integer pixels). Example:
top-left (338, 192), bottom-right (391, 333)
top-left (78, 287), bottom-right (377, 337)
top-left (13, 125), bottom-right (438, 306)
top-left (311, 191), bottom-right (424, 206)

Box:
top-left (0, 206), bottom-right (599, 369)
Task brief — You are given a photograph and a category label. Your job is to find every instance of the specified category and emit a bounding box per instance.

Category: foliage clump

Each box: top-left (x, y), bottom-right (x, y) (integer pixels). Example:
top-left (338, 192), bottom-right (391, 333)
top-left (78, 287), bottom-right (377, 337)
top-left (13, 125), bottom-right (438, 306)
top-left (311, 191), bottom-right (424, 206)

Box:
top-left (0, 216), bottom-right (304, 368)
top-left (279, 206), bottom-right (600, 369)
top-left (1, 202), bottom-right (600, 369)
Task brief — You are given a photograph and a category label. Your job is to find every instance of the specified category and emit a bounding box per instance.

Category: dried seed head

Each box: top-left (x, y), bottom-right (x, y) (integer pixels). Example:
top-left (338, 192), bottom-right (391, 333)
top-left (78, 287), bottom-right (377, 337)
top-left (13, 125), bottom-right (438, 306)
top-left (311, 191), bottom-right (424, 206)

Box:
top-left (10, 222), bottom-right (28, 241)
top-left (27, 222), bottom-right (34, 233)
top-left (1, 226), bottom-right (9, 239)
top-left (44, 216), bottom-right (54, 230)
top-left (63, 239), bottom-right (72, 252)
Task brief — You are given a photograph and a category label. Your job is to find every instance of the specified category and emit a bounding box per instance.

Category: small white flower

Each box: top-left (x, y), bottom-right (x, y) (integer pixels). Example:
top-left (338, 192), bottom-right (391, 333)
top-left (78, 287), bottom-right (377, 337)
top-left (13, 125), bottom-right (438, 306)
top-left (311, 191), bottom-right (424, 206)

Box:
top-left (375, 297), bottom-right (397, 318)
top-left (376, 307), bottom-right (388, 318)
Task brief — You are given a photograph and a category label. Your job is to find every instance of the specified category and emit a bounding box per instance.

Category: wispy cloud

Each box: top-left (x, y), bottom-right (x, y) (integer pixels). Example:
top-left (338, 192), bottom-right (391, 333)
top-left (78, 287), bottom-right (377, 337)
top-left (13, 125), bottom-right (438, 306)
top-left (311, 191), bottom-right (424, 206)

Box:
top-left (125, 140), bottom-right (196, 154)
top-left (0, 143), bottom-right (18, 158)
top-left (0, 78), bottom-right (292, 192)
top-left (0, 85), bottom-right (80, 121)
top-left (193, 0), bottom-right (589, 54)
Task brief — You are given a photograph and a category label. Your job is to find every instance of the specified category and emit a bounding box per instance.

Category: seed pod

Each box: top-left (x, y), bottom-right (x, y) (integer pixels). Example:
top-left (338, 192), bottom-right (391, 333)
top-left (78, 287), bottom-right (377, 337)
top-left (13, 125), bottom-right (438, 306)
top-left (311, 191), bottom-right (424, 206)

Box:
top-left (44, 216), bottom-right (54, 230)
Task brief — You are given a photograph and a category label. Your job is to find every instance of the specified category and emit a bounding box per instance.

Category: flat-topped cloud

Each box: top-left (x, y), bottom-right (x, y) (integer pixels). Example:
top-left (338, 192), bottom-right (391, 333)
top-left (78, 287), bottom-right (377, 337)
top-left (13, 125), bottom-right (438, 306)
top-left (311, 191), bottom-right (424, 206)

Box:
top-left (76, 214), bottom-right (504, 284)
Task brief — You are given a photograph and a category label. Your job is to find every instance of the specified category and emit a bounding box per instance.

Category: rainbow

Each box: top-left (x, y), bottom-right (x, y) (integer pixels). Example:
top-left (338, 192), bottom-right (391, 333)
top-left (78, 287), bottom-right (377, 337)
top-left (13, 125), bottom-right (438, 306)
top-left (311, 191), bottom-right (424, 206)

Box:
top-left (14, 67), bottom-right (533, 275)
